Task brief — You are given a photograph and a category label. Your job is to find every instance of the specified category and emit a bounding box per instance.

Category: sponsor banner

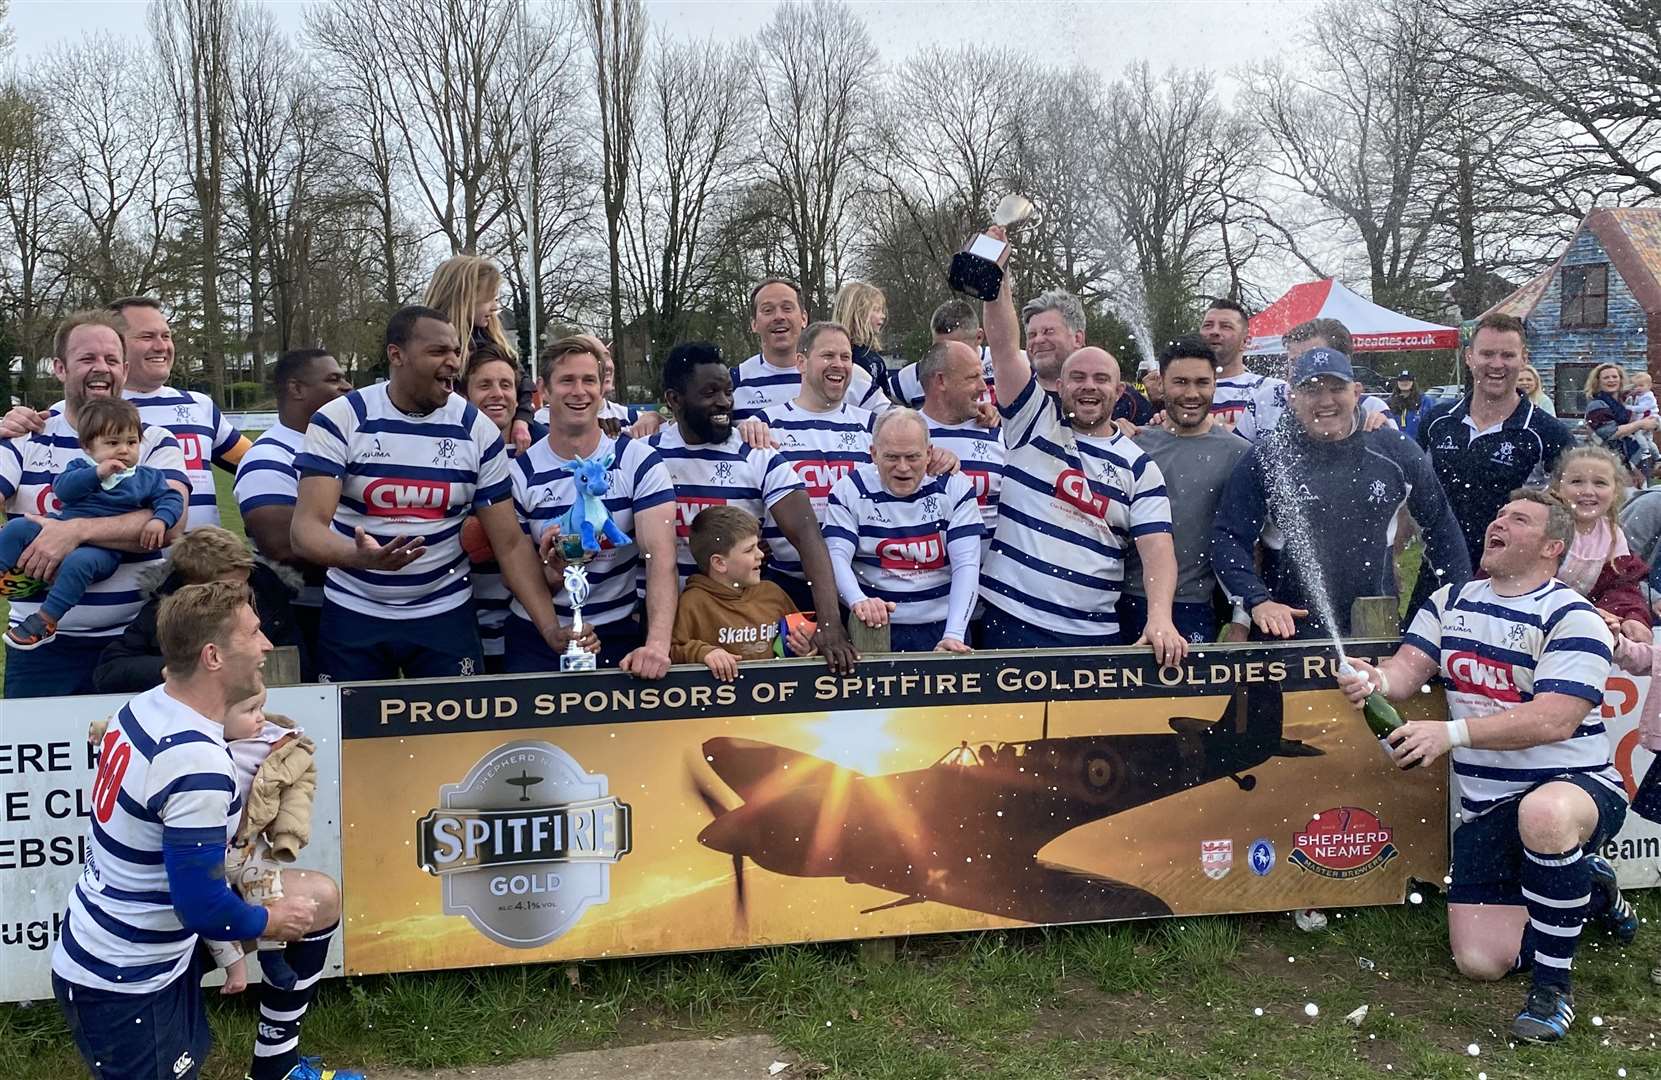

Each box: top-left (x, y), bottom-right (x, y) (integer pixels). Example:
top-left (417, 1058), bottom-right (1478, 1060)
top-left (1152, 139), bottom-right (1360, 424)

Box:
top-left (0, 687), bottom-right (345, 1003)
top-left (1599, 674), bottom-right (1661, 890)
top-left (339, 644), bottom-right (1450, 976)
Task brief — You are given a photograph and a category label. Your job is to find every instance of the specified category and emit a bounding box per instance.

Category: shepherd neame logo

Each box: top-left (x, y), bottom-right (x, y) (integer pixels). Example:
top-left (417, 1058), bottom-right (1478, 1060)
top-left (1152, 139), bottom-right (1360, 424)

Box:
top-left (416, 740), bottom-right (632, 949)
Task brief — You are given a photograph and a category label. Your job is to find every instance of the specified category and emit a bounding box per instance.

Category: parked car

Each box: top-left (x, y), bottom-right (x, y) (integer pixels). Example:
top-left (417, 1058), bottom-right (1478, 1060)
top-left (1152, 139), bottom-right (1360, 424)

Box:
top-left (1349, 362), bottom-right (1393, 395)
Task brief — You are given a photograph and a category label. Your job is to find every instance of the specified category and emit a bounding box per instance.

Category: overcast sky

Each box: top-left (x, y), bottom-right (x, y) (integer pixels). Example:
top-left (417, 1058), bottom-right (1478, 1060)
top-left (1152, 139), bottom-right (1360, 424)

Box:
top-left (11, 0), bottom-right (1311, 85)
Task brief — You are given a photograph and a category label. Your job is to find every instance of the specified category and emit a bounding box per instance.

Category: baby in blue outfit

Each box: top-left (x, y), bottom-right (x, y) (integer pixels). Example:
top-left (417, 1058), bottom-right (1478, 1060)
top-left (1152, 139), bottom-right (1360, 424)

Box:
top-left (0, 397), bottom-right (184, 649)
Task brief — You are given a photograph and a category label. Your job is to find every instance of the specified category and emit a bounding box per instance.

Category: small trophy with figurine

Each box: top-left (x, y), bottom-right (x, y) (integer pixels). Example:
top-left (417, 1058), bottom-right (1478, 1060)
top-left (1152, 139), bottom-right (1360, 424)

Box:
top-left (560, 558), bottom-right (598, 672)
top-left (948, 194), bottom-right (1035, 301)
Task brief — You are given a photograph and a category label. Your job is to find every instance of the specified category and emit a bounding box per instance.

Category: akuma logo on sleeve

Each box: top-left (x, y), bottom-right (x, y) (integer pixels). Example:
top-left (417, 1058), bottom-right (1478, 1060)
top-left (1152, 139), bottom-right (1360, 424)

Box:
top-left (364, 478), bottom-right (452, 520)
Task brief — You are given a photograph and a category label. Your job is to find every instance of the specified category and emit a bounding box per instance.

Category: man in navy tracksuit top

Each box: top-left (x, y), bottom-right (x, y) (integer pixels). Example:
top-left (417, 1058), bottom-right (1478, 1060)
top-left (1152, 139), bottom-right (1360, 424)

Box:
top-left (1211, 347), bottom-right (1471, 641)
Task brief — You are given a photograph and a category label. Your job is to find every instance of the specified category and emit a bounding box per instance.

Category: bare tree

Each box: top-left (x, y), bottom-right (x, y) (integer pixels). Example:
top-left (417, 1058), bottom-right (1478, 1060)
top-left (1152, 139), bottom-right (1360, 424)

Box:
top-left (0, 79), bottom-right (68, 401)
top-left (622, 35), bottom-right (749, 370)
top-left (152, 0), bottom-right (235, 400)
top-left (586, 0), bottom-right (646, 390)
top-left (750, 0), bottom-right (877, 316)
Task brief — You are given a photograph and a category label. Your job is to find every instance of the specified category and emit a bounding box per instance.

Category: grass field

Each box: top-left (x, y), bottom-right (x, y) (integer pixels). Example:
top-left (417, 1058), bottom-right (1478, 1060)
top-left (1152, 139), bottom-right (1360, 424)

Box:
top-left (5, 894), bottom-right (1657, 1079)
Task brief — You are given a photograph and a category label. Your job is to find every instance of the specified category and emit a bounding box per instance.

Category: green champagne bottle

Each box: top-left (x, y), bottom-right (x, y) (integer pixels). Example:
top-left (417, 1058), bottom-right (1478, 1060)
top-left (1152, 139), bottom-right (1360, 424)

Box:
top-left (1339, 661), bottom-right (1415, 767)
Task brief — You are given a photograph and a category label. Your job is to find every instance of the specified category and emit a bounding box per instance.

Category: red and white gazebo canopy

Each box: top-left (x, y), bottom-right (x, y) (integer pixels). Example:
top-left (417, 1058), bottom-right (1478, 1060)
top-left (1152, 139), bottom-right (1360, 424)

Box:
top-left (1245, 278), bottom-right (1459, 355)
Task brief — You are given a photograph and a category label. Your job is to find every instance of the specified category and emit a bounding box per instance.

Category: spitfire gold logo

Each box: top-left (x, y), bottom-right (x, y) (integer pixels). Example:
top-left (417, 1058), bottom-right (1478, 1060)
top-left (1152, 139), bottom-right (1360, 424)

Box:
top-left (416, 740), bottom-right (632, 948)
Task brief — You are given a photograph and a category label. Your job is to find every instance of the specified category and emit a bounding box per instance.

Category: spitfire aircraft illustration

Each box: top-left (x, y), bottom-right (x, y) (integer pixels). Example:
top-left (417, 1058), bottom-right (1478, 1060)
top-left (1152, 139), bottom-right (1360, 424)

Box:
top-left (689, 682), bottom-right (1321, 924)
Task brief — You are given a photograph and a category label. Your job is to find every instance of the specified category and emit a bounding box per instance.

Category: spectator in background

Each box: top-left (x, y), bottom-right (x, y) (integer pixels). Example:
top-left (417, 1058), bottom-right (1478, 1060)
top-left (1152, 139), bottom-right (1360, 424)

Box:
top-left (0, 311), bottom-right (189, 697)
top-left (424, 254), bottom-right (537, 453)
top-left (94, 526), bottom-right (300, 693)
top-left (891, 298), bottom-right (994, 408)
top-left (1418, 313), bottom-right (1573, 574)
top-left (1203, 298), bottom-right (1287, 441)
top-left (824, 409), bottom-right (983, 653)
top-left (1389, 370), bottom-right (1434, 439)
top-left (1113, 373), bottom-right (1155, 427)
top-left (506, 337), bottom-right (677, 677)
top-left (1137, 358), bottom-right (1163, 412)
top-left (1583, 363), bottom-right (1655, 482)
top-left (234, 348), bottom-right (353, 678)
top-left (1284, 318), bottom-right (1392, 430)
top-left (461, 343), bottom-right (546, 670)
top-left (733, 279), bottom-right (888, 420)
top-left (1123, 337), bottom-right (1249, 643)
top-left (1548, 446), bottom-right (1649, 624)
top-left (1213, 346), bottom-right (1470, 640)
top-left (1518, 365), bottom-right (1556, 416)
top-left (833, 281), bottom-right (894, 399)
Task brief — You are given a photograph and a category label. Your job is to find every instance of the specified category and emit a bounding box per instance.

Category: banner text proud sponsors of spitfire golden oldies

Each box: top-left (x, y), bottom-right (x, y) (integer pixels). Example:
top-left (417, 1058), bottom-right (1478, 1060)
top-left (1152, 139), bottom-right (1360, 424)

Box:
top-left (344, 646), bottom-right (1386, 738)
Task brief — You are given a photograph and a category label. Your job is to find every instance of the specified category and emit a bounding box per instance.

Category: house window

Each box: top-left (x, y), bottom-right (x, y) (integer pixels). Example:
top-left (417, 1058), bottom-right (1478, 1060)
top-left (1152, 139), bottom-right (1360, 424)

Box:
top-left (1554, 362), bottom-right (1597, 417)
top-left (1561, 264), bottom-right (1609, 329)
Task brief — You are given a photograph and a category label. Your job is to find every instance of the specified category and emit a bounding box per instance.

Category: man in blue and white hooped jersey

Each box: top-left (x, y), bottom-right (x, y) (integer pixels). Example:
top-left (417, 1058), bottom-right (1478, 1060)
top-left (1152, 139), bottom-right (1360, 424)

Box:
top-left (1341, 489), bottom-right (1638, 1044)
top-left (0, 311), bottom-right (189, 697)
top-left (916, 339), bottom-right (1004, 552)
top-left (731, 278), bottom-right (891, 421)
top-left (507, 336), bottom-right (678, 676)
top-left (233, 348), bottom-right (354, 677)
top-left (974, 227), bottom-right (1188, 666)
top-left (52, 580), bottom-right (361, 1080)
top-left (823, 409), bottom-right (984, 653)
top-left (291, 306), bottom-right (567, 682)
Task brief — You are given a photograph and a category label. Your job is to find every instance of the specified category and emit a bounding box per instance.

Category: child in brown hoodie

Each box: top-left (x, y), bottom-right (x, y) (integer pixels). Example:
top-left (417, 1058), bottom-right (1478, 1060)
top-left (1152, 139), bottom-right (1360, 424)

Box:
top-left (671, 506), bottom-right (816, 680)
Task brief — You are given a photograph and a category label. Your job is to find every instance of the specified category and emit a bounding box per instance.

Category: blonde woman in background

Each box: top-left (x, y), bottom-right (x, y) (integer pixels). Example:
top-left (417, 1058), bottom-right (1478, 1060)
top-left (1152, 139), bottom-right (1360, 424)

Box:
top-left (1518, 364), bottom-right (1555, 415)
top-left (424, 255), bottom-right (536, 451)
top-left (833, 281), bottom-right (894, 401)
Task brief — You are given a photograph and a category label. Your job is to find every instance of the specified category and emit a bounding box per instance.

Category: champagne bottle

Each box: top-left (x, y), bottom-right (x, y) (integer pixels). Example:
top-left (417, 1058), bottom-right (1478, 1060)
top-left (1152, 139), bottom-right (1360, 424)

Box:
top-left (1339, 661), bottom-right (1415, 767)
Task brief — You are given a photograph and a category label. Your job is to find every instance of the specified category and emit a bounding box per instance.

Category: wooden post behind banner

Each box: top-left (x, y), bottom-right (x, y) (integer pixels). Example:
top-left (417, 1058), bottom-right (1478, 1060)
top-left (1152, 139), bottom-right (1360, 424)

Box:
top-left (1349, 596), bottom-right (1399, 641)
top-left (847, 614), bottom-right (891, 655)
top-left (264, 646), bottom-right (303, 687)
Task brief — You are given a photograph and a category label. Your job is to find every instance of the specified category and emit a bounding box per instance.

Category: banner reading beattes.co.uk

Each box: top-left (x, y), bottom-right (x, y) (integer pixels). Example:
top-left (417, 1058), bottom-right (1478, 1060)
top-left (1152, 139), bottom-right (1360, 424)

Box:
top-left (337, 644), bottom-right (1450, 976)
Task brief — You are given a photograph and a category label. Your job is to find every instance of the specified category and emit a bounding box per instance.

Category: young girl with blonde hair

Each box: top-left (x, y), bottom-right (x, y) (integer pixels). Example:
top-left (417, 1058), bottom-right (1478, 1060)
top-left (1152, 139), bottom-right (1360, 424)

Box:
top-left (833, 280), bottom-right (893, 399)
top-left (423, 255), bottom-right (536, 450)
top-left (1548, 445), bottom-right (1649, 623)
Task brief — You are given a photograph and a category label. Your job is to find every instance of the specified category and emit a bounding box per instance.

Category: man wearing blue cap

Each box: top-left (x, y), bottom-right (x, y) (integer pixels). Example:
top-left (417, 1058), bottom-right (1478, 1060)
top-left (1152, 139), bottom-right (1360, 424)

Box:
top-left (1211, 346), bottom-right (1470, 640)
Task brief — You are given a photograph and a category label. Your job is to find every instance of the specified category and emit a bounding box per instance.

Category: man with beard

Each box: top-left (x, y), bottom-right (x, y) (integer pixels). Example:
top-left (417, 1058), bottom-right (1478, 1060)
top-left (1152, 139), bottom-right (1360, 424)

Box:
top-left (1417, 313), bottom-right (1573, 570)
top-left (290, 306), bottom-right (567, 681)
top-left (51, 580), bottom-right (361, 1080)
top-left (233, 348), bottom-right (354, 673)
top-left (731, 279), bottom-right (890, 421)
top-left (976, 228), bottom-right (1186, 662)
top-left (651, 341), bottom-right (858, 672)
top-left (1121, 337), bottom-right (1250, 644)
top-left (0, 311), bottom-right (189, 696)
top-left (1212, 347), bottom-right (1469, 640)
top-left (1202, 298), bottom-right (1289, 442)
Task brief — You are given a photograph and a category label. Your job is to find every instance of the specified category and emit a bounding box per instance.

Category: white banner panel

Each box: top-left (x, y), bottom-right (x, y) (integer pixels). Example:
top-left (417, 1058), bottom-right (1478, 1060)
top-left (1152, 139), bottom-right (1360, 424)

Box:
top-left (0, 685), bottom-right (343, 1002)
top-left (1600, 673), bottom-right (1660, 890)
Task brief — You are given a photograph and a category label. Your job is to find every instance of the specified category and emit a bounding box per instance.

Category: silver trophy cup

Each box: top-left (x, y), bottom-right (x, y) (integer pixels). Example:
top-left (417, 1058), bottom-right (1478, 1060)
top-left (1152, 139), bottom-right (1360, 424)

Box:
top-left (560, 561), bottom-right (598, 672)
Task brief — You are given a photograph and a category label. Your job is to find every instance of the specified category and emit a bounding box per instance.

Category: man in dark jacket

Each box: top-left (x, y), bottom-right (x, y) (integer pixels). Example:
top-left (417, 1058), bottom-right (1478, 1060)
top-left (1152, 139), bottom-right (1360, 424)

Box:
top-left (1211, 347), bottom-right (1471, 640)
top-left (94, 526), bottom-right (300, 692)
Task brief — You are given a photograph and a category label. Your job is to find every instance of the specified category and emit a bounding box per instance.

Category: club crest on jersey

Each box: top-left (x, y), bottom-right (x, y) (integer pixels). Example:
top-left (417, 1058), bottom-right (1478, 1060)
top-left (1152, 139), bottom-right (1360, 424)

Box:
top-left (1446, 650), bottom-right (1522, 701)
top-left (1491, 441), bottom-right (1517, 465)
top-left (174, 404), bottom-right (192, 424)
top-left (1367, 479), bottom-right (1389, 504)
top-left (876, 533), bottom-right (945, 571)
top-left (713, 462), bottom-right (737, 482)
top-left (1054, 468), bottom-right (1107, 518)
top-left (433, 438), bottom-right (458, 465)
top-left (795, 460), bottom-right (852, 497)
top-left (364, 478), bottom-right (451, 520)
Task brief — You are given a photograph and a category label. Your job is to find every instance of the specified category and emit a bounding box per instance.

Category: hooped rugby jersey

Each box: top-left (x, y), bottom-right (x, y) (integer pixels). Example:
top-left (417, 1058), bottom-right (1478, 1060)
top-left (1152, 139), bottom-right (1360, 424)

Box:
top-left (732, 353), bottom-right (892, 421)
top-left (125, 387), bottom-right (246, 529)
top-left (647, 423), bottom-right (804, 582)
top-left (890, 347), bottom-right (997, 408)
top-left (759, 401), bottom-right (873, 578)
top-left (51, 686), bottom-right (245, 994)
top-left (509, 432), bottom-right (675, 626)
top-left (295, 384), bottom-right (511, 619)
top-left (233, 422), bottom-right (322, 608)
top-left (980, 378), bottom-right (1171, 640)
top-left (823, 464), bottom-right (983, 637)
top-left (1211, 371), bottom-right (1289, 442)
top-left (1405, 578), bottom-right (1620, 821)
top-left (0, 409), bottom-right (188, 636)
top-left (923, 412), bottom-right (1004, 546)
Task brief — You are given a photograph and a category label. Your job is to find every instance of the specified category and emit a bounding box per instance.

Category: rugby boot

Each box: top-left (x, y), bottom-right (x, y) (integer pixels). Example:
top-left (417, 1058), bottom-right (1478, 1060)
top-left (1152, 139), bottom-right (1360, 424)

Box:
top-left (254, 1059), bottom-right (368, 1080)
top-left (1586, 854), bottom-right (1638, 945)
top-left (1510, 984), bottom-right (1574, 1043)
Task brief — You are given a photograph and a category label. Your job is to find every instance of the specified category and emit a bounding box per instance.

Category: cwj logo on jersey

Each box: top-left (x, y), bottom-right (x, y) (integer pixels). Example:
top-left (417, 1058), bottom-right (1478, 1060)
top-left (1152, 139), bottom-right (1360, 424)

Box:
top-left (364, 478), bottom-right (451, 520)
top-left (794, 460), bottom-right (854, 497)
top-left (416, 740), bottom-right (632, 949)
top-left (1446, 651), bottom-right (1522, 702)
top-left (877, 534), bottom-right (945, 571)
top-left (1053, 469), bottom-right (1108, 518)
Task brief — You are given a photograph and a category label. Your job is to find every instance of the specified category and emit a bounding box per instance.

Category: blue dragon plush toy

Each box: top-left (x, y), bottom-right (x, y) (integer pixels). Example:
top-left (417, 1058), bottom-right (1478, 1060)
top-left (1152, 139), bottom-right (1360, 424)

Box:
top-left (555, 451), bottom-right (630, 560)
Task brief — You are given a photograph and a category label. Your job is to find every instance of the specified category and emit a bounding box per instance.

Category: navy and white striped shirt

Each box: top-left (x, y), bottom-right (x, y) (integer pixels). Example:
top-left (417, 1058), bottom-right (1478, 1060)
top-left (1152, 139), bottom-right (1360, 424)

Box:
top-left (233, 422), bottom-right (323, 608)
top-left (510, 433), bottom-right (675, 626)
top-left (979, 379), bottom-right (1171, 640)
top-left (760, 401), bottom-right (873, 578)
top-left (648, 424), bottom-right (804, 582)
top-left (823, 465), bottom-right (984, 638)
top-left (0, 409), bottom-right (188, 636)
top-left (52, 687), bottom-right (243, 994)
top-left (294, 384), bottom-right (511, 618)
top-left (923, 413), bottom-right (1004, 547)
top-left (125, 387), bottom-right (243, 530)
top-left (732, 354), bottom-right (891, 421)
top-left (1406, 578), bottom-right (1621, 821)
